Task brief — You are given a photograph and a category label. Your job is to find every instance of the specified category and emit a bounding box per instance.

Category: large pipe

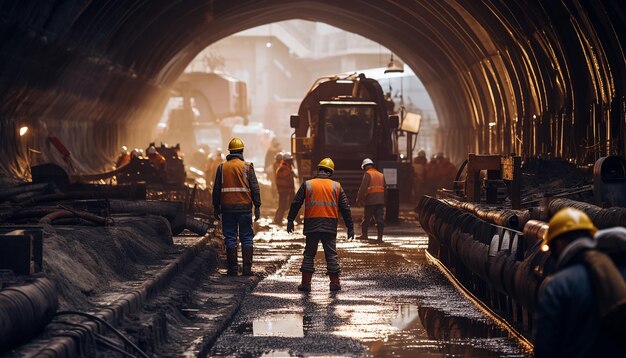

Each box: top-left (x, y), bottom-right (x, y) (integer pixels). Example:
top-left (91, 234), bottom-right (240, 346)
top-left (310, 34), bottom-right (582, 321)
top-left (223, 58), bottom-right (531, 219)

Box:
top-left (0, 277), bottom-right (59, 352)
top-left (548, 198), bottom-right (626, 228)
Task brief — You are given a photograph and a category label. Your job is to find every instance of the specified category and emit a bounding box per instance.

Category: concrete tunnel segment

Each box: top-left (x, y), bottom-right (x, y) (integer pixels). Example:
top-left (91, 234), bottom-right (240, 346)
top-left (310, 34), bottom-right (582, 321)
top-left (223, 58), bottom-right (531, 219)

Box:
top-left (0, 0), bottom-right (624, 178)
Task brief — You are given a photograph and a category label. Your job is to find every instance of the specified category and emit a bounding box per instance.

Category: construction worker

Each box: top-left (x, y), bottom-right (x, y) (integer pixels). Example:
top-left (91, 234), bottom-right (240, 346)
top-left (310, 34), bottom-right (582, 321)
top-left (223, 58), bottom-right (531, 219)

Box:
top-left (206, 148), bottom-right (225, 187)
top-left (287, 157), bottom-right (354, 292)
top-left (270, 151), bottom-right (284, 195)
top-left (356, 158), bottom-right (386, 242)
top-left (274, 152), bottom-right (295, 224)
top-left (146, 145), bottom-right (166, 170)
top-left (115, 146), bottom-right (131, 169)
top-left (534, 208), bottom-right (626, 357)
top-left (412, 150), bottom-right (428, 202)
top-left (212, 138), bottom-right (261, 276)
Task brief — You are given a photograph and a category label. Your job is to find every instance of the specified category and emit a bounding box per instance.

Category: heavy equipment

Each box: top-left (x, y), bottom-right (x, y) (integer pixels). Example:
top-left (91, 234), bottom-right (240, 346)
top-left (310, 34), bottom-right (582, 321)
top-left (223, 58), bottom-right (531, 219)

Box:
top-left (290, 73), bottom-right (409, 206)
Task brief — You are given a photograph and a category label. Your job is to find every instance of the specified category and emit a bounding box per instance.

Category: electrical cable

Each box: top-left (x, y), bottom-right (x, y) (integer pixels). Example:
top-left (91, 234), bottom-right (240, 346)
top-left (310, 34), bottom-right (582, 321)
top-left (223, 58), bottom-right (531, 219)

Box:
top-left (54, 311), bottom-right (149, 358)
top-left (94, 334), bottom-right (139, 358)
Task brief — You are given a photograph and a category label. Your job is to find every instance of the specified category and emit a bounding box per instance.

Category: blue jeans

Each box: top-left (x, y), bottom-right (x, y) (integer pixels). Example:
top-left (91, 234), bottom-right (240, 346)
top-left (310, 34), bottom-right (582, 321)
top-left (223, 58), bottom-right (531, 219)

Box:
top-left (222, 212), bottom-right (254, 249)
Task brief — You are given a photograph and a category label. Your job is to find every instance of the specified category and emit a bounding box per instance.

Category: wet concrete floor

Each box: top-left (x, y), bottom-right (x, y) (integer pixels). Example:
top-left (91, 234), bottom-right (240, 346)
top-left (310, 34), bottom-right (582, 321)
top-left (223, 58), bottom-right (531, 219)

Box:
top-left (207, 214), bottom-right (532, 357)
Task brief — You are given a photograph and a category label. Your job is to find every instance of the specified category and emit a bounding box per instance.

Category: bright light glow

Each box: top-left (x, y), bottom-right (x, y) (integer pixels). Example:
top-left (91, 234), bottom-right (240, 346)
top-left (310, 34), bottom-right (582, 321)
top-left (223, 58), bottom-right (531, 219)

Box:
top-left (157, 122), bottom-right (167, 128)
top-left (532, 115), bottom-right (537, 119)
top-left (265, 41), bottom-right (272, 48)
top-left (189, 166), bottom-right (205, 176)
top-left (19, 126), bottom-right (28, 136)
top-left (541, 244), bottom-right (550, 252)
top-left (488, 122), bottom-right (496, 127)
top-left (336, 80), bottom-right (353, 84)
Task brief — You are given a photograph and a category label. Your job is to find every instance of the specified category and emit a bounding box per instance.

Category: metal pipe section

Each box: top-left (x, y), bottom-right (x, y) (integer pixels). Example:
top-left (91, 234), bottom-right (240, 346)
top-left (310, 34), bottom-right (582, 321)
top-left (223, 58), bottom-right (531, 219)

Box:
top-left (417, 196), bottom-right (555, 336)
top-left (548, 198), bottom-right (626, 228)
top-left (0, 277), bottom-right (59, 352)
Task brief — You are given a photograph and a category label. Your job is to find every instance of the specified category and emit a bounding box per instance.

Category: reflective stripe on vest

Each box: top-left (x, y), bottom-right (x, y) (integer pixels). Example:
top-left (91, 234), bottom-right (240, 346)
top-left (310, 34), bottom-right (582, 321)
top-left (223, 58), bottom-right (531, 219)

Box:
top-left (366, 168), bottom-right (385, 195)
top-left (220, 159), bottom-right (252, 205)
top-left (304, 178), bottom-right (340, 219)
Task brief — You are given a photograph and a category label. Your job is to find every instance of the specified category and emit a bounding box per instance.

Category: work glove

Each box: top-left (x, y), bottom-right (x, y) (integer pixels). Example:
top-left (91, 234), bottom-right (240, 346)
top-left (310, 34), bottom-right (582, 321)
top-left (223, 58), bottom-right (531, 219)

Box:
top-left (347, 229), bottom-right (355, 241)
top-left (214, 207), bottom-right (221, 221)
top-left (287, 220), bottom-right (294, 234)
top-left (254, 207), bottom-right (260, 222)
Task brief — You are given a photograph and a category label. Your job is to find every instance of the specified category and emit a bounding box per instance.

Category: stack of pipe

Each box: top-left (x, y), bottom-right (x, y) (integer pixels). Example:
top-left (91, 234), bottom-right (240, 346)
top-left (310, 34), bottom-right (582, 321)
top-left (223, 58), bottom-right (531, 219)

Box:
top-left (442, 198), bottom-right (531, 230)
top-left (548, 198), bottom-right (626, 228)
top-left (417, 195), bottom-right (554, 333)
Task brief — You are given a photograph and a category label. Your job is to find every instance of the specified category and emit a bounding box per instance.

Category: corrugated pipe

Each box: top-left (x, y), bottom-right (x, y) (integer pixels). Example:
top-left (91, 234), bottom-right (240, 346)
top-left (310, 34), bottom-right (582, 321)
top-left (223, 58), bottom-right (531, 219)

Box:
top-left (0, 277), bottom-right (58, 352)
top-left (442, 198), bottom-right (530, 230)
top-left (548, 198), bottom-right (626, 228)
top-left (39, 209), bottom-right (112, 226)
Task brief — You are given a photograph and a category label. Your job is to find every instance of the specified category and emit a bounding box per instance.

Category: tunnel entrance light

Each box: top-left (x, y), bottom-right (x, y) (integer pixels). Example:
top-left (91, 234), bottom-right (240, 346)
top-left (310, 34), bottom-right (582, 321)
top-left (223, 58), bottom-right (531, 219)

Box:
top-left (265, 41), bottom-right (272, 48)
top-left (384, 54), bottom-right (404, 74)
top-left (19, 126), bottom-right (28, 136)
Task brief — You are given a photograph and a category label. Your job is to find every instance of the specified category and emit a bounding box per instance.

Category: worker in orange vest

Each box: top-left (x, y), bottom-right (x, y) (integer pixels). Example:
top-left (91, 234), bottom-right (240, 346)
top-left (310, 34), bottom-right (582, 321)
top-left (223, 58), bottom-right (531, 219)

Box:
top-left (146, 145), bottom-right (166, 171)
top-left (356, 158), bottom-right (386, 242)
top-left (115, 146), bottom-right (131, 169)
top-left (287, 158), bottom-right (354, 292)
top-left (212, 138), bottom-right (262, 276)
top-left (274, 152), bottom-right (296, 224)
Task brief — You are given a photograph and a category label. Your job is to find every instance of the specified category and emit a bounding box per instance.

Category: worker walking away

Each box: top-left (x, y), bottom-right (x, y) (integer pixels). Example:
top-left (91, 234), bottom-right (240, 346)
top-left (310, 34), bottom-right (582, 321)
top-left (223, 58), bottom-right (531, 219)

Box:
top-left (274, 153), bottom-right (295, 224)
top-left (269, 152), bottom-right (284, 196)
top-left (212, 138), bottom-right (262, 276)
top-left (356, 158), bottom-right (386, 242)
top-left (534, 208), bottom-right (626, 357)
top-left (286, 158), bottom-right (354, 292)
top-left (146, 145), bottom-right (166, 171)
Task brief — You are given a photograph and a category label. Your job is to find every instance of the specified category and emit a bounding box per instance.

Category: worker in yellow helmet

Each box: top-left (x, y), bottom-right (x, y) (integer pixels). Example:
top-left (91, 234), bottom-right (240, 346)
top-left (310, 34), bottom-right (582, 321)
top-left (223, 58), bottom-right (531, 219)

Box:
top-left (534, 207), bottom-right (626, 357)
top-left (286, 157), bottom-right (354, 292)
top-left (212, 138), bottom-right (261, 276)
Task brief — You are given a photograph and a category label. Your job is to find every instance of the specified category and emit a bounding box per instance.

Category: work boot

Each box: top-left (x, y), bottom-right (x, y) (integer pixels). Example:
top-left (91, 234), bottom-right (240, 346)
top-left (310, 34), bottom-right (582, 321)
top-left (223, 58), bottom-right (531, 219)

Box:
top-left (329, 274), bottom-right (341, 291)
top-left (298, 272), bottom-right (313, 292)
top-left (377, 227), bottom-right (384, 242)
top-left (359, 225), bottom-right (368, 240)
top-left (226, 248), bottom-right (238, 276)
top-left (242, 247), bottom-right (254, 276)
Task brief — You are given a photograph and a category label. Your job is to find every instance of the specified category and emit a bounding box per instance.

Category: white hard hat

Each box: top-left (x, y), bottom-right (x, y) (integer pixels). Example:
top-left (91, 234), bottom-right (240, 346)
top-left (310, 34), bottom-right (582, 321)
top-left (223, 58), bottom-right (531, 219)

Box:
top-left (146, 146), bottom-right (157, 155)
top-left (361, 158), bottom-right (374, 169)
top-left (282, 153), bottom-right (293, 161)
top-left (275, 152), bottom-right (284, 161)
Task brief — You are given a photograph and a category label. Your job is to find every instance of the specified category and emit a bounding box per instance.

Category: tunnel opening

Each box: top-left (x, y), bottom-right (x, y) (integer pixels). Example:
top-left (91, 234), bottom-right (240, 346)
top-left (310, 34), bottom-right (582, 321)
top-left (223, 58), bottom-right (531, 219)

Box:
top-left (0, 1), bottom-right (624, 180)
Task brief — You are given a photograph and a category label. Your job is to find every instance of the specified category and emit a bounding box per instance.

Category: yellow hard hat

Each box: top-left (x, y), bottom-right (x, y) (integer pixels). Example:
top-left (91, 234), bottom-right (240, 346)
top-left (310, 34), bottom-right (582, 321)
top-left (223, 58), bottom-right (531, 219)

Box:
top-left (228, 137), bottom-right (245, 151)
top-left (318, 157), bottom-right (335, 172)
top-left (543, 208), bottom-right (597, 251)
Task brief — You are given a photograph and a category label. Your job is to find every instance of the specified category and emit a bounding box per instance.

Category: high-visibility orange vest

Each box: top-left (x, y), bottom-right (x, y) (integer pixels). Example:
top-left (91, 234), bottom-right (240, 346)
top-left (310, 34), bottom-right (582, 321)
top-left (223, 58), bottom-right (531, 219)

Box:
top-left (220, 159), bottom-right (252, 205)
top-left (275, 162), bottom-right (295, 192)
top-left (366, 168), bottom-right (385, 195)
top-left (304, 178), bottom-right (340, 219)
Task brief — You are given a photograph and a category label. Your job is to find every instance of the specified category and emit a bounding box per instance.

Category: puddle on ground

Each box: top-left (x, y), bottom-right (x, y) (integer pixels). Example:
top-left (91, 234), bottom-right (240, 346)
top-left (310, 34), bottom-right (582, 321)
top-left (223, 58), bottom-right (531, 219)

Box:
top-left (364, 302), bottom-right (519, 357)
top-left (238, 313), bottom-right (305, 338)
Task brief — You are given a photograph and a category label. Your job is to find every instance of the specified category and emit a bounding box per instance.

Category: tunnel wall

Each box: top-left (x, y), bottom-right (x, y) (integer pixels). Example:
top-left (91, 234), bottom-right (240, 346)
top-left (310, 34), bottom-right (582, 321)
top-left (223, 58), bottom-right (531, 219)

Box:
top-left (0, 0), bottom-right (624, 179)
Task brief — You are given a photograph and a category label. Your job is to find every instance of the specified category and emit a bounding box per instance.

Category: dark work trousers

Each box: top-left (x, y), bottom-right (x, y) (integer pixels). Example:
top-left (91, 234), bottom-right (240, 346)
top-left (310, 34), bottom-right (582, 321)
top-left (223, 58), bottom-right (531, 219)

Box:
top-left (300, 232), bottom-right (340, 275)
top-left (274, 190), bottom-right (295, 224)
top-left (361, 204), bottom-right (385, 237)
top-left (222, 212), bottom-right (254, 249)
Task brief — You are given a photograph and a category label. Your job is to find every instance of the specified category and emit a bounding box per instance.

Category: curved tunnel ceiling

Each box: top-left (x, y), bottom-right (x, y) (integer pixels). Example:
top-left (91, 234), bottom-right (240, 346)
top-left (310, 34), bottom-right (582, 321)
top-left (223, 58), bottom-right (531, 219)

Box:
top-left (0, 0), bottom-right (624, 177)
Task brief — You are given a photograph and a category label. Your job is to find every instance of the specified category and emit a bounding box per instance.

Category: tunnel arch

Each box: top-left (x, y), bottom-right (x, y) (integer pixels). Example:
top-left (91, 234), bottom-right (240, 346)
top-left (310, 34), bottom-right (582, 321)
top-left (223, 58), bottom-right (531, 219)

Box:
top-left (0, 0), bottom-right (624, 177)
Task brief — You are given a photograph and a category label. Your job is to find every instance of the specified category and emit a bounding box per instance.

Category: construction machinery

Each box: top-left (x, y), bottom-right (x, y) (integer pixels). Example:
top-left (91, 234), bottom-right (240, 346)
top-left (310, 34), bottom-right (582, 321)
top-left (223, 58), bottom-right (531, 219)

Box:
top-left (290, 73), bottom-right (409, 206)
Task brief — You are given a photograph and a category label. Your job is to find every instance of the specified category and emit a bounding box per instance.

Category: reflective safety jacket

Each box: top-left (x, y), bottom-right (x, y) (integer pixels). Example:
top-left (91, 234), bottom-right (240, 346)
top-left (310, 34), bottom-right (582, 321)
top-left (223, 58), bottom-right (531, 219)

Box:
top-left (275, 161), bottom-right (295, 193)
top-left (305, 178), bottom-right (340, 219)
top-left (287, 171), bottom-right (353, 235)
top-left (357, 168), bottom-right (385, 206)
top-left (147, 153), bottom-right (166, 169)
top-left (212, 153), bottom-right (261, 213)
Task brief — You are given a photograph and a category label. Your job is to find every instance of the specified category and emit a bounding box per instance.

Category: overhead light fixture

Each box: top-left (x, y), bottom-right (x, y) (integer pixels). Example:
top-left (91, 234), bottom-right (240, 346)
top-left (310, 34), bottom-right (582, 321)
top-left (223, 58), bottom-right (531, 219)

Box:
top-left (384, 54), bottom-right (404, 74)
top-left (19, 126), bottom-right (28, 136)
top-left (266, 24), bottom-right (272, 48)
top-left (488, 122), bottom-right (496, 128)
